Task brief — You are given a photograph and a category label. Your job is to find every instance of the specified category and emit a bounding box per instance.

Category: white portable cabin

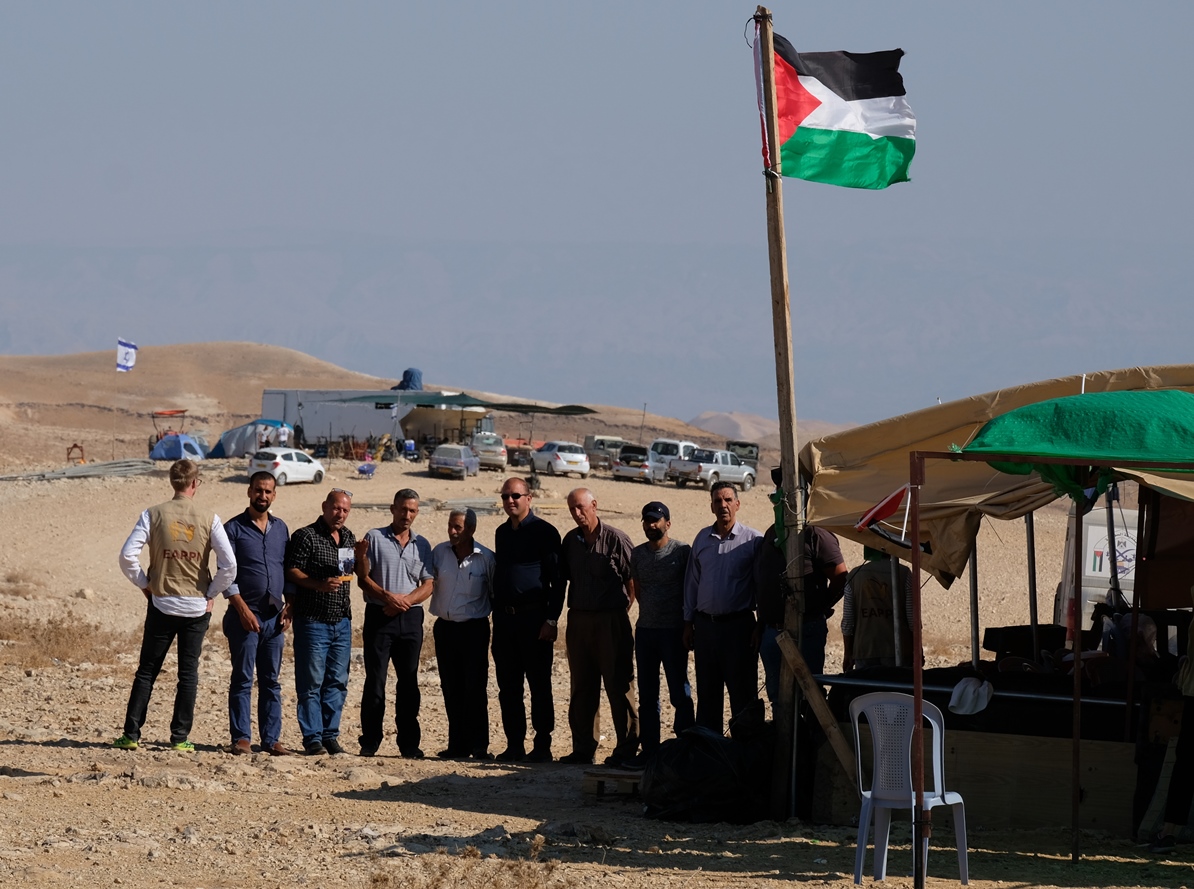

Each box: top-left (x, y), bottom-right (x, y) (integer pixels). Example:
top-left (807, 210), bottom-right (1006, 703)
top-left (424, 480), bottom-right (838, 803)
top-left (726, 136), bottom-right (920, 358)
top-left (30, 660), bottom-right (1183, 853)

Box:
top-left (261, 389), bottom-right (413, 442)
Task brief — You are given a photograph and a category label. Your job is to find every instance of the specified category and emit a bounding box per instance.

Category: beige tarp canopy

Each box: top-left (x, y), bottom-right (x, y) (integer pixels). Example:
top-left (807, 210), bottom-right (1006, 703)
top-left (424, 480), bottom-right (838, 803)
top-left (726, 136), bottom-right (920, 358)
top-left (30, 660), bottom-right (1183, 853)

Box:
top-left (798, 364), bottom-right (1194, 586)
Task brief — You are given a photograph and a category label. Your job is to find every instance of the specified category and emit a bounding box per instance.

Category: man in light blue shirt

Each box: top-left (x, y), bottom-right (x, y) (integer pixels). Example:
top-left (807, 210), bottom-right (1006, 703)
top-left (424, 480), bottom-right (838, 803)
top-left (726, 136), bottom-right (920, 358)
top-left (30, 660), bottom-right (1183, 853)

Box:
top-left (429, 508), bottom-right (496, 760)
top-left (682, 482), bottom-right (763, 736)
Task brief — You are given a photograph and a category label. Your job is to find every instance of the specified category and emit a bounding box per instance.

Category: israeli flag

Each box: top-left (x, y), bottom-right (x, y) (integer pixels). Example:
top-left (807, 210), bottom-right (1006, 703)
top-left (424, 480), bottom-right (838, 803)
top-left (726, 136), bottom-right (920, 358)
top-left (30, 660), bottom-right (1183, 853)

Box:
top-left (116, 338), bottom-right (138, 372)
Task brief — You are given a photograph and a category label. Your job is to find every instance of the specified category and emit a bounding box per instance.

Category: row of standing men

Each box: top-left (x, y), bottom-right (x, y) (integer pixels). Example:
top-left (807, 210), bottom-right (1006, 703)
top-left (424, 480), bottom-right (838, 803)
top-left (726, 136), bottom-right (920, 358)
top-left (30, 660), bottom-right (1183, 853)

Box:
top-left (113, 460), bottom-right (912, 763)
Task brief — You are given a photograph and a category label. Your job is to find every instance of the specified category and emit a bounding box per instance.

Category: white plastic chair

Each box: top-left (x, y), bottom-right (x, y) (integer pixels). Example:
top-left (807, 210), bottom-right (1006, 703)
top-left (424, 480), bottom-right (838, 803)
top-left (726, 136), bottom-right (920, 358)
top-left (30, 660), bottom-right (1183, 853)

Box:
top-left (849, 691), bottom-right (968, 884)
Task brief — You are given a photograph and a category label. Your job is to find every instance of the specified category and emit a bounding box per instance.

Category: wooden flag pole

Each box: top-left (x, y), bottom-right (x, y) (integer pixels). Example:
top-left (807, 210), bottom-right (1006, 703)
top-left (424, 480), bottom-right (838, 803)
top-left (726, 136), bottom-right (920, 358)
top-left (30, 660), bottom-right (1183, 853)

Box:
top-left (755, 5), bottom-right (805, 820)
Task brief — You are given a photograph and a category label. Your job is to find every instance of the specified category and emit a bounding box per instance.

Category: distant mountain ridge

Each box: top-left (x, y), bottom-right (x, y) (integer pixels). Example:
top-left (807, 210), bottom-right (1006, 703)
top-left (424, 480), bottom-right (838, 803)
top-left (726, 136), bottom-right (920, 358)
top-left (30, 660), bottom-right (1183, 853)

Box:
top-left (687, 411), bottom-right (852, 450)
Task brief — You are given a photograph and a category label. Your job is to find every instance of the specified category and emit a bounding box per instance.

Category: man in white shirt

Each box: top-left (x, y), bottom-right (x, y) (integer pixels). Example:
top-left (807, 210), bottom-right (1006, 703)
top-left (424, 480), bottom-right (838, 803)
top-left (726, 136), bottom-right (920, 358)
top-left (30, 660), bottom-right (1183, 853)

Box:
top-left (114, 459), bottom-right (236, 751)
top-left (429, 508), bottom-right (496, 760)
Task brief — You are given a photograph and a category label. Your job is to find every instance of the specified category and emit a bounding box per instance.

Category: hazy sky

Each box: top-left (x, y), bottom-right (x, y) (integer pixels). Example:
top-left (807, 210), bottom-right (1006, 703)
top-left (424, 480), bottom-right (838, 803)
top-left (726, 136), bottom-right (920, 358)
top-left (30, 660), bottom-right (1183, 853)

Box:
top-left (4, 2), bottom-right (1192, 425)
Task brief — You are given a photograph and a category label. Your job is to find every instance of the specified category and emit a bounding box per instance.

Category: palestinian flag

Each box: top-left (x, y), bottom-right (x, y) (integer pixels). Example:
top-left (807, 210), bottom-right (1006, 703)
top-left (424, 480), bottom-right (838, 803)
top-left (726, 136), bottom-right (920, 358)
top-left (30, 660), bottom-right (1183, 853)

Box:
top-left (755, 33), bottom-right (916, 190)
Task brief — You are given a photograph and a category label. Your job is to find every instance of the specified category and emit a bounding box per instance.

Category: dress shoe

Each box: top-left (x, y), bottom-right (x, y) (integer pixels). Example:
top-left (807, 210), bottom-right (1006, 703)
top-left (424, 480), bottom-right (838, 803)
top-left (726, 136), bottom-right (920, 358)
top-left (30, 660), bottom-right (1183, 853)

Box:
top-left (437, 748), bottom-right (468, 760)
top-left (523, 747), bottom-right (553, 763)
top-left (603, 752), bottom-right (638, 769)
top-left (265, 742), bottom-right (291, 756)
top-left (495, 746), bottom-right (525, 763)
top-left (304, 742), bottom-right (327, 756)
top-left (358, 746), bottom-right (378, 757)
top-left (230, 739), bottom-right (252, 756)
top-left (323, 738), bottom-right (345, 755)
top-left (401, 748), bottom-right (426, 760)
top-left (559, 751), bottom-right (595, 765)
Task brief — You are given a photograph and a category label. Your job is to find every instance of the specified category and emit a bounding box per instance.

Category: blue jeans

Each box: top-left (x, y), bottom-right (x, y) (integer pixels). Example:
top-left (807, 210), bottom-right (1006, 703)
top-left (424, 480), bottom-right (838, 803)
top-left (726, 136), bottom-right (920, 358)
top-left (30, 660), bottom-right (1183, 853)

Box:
top-left (760, 617), bottom-right (829, 707)
top-left (635, 626), bottom-right (695, 752)
top-left (122, 601), bottom-right (211, 743)
top-left (292, 616), bottom-right (352, 747)
top-left (223, 606), bottom-right (285, 746)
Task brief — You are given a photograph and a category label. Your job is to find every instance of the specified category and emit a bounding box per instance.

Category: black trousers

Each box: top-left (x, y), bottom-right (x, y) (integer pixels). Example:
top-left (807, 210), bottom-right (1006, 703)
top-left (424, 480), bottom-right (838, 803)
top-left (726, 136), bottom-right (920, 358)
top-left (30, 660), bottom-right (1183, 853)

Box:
top-left (692, 611), bottom-right (762, 736)
top-left (433, 616), bottom-right (491, 755)
top-left (122, 601), bottom-right (211, 743)
top-left (1166, 695), bottom-right (1194, 824)
top-left (359, 604), bottom-right (424, 754)
top-left (491, 609), bottom-right (554, 752)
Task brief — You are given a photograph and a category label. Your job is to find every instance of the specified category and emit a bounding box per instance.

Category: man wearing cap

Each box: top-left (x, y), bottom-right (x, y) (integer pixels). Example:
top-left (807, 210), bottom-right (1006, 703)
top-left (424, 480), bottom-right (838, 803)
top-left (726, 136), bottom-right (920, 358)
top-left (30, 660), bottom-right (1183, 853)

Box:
top-left (428, 508), bottom-right (495, 760)
top-left (492, 477), bottom-right (564, 762)
top-left (683, 481), bottom-right (764, 736)
top-left (559, 487), bottom-right (638, 766)
top-left (114, 459), bottom-right (236, 752)
top-left (284, 488), bottom-right (356, 756)
top-left (841, 547), bottom-right (913, 671)
top-left (355, 488), bottom-right (434, 758)
top-left (631, 501), bottom-right (694, 759)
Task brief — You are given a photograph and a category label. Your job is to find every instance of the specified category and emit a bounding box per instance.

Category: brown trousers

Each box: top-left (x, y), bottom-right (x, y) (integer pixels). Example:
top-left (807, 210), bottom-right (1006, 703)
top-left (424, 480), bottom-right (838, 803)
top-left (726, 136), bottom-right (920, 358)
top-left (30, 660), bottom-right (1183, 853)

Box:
top-left (565, 609), bottom-right (639, 758)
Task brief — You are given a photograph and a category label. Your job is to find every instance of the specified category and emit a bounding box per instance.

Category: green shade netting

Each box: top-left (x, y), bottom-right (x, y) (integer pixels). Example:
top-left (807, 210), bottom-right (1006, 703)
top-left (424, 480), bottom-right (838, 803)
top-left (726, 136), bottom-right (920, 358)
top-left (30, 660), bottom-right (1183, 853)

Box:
top-left (960, 390), bottom-right (1194, 501)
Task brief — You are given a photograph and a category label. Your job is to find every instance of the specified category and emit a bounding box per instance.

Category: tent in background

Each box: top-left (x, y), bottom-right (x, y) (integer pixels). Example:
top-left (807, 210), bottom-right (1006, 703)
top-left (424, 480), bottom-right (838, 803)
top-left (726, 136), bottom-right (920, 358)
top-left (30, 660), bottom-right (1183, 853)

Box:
top-left (208, 419), bottom-right (292, 459)
top-left (149, 433), bottom-right (206, 461)
top-left (798, 364), bottom-right (1194, 585)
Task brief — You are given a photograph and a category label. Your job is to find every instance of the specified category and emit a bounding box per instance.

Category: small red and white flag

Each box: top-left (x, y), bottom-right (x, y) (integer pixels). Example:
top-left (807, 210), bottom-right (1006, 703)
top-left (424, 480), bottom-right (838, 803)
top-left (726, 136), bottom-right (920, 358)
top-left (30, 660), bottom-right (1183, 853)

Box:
top-left (854, 484), bottom-right (909, 531)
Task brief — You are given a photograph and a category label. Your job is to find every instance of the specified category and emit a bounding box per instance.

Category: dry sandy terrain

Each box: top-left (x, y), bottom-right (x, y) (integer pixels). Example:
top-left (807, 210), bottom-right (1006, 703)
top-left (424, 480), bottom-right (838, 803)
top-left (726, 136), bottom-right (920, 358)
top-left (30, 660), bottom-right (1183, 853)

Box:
top-left (0, 345), bottom-right (1174, 888)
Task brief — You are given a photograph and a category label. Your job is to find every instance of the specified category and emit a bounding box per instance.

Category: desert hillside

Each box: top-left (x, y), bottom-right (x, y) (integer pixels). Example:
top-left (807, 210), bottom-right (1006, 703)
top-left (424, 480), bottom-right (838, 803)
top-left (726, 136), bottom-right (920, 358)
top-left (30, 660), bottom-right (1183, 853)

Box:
top-left (0, 343), bottom-right (827, 471)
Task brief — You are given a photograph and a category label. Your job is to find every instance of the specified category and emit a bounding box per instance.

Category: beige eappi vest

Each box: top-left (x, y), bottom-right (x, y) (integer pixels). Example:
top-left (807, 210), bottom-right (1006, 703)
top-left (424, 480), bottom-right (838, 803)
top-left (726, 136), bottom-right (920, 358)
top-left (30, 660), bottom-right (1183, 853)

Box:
top-left (146, 497), bottom-right (214, 598)
top-left (849, 559), bottom-right (912, 666)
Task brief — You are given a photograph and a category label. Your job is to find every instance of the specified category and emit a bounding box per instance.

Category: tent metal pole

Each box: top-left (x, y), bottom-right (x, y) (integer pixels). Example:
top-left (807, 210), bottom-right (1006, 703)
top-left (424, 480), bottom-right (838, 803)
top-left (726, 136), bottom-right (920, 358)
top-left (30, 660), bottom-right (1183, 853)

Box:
top-left (1026, 513), bottom-right (1040, 665)
top-left (969, 542), bottom-right (980, 669)
top-left (890, 555), bottom-right (904, 667)
top-left (1071, 509), bottom-right (1083, 864)
top-left (909, 452), bottom-right (928, 889)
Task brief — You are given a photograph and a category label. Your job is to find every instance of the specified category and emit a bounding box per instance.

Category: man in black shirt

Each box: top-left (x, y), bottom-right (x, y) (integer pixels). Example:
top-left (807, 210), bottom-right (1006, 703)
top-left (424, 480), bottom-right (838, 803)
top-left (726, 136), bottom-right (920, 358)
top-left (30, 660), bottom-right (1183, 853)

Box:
top-left (284, 489), bottom-right (356, 755)
top-left (492, 477), bottom-right (563, 763)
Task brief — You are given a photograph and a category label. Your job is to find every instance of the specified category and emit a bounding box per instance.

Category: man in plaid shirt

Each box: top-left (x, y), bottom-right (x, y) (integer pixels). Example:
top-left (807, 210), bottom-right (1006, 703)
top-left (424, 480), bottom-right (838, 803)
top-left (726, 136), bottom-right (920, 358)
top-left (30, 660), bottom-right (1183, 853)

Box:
top-left (284, 489), bottom-right (356, 755)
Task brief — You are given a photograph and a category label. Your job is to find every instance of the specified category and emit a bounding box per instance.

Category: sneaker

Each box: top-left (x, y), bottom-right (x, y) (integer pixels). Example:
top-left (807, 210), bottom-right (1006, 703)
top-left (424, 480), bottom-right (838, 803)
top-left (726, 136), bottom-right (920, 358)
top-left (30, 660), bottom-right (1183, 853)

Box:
top-left (437, 748), bottom-right (468, 760)
top-left (304, 742), bottom-right (328, 756)
top-left (358, 746), bottom-right (378, 758)
top-left (559, 751), bottom-right (595, 765)
top-left (523, 747), bottom-right (553, 763)
top-left (323, 738), bottom-right (344, 755)
top-left (401, 748), bottom-right (426, 760)
top-left (170, 740), bottom-right (196, 752)
top-left (1150, 834), bottom-right (1177, 854)
top-left (471, 750), bottom-right (495, 762)
top-left (111, 735), bottom-right (138, 750)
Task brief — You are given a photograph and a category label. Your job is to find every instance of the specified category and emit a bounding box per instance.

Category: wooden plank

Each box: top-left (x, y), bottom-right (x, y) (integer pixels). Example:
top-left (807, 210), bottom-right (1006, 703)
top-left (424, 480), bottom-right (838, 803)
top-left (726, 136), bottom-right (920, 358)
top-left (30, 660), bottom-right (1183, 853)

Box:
top-left (775, 630), bottom-right (857, 786)
top-left (581, 768), bottom-right (643, 798)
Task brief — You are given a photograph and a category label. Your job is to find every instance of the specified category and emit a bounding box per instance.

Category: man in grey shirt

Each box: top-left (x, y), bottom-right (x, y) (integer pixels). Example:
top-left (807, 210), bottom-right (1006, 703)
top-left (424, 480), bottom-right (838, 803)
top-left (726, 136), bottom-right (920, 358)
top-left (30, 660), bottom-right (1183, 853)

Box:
top-left (355, 488), bottom-right (434, 758)
top-left (683, 481), bottom-right (764, 736)
top-left (631, 501), bottom-right (694, 759)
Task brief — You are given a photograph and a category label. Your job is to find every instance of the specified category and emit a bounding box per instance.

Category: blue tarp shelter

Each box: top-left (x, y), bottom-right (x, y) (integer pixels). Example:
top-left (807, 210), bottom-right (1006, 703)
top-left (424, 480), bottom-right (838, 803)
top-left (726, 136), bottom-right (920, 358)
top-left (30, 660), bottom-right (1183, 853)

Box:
top-left (208, 419), bottom-right (292, 459)
top-left (149, 433), bottom-right (206, 461)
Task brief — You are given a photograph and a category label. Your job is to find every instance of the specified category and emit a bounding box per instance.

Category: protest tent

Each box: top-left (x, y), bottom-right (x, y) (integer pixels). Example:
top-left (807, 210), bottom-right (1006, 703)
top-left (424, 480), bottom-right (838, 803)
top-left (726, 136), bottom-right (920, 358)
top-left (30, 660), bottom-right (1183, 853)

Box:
top-left (208, 419), bottom-right (292, 459)
top-left (798, 364), bottom-right (1194, 586)
top-left (149, 433), bottom-right (205, 461)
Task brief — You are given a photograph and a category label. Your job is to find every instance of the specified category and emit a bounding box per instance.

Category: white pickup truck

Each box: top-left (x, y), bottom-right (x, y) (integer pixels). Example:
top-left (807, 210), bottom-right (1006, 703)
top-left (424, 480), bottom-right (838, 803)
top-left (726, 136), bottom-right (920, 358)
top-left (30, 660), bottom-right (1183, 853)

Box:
top-left (671, 447), bottom-right (756, 491)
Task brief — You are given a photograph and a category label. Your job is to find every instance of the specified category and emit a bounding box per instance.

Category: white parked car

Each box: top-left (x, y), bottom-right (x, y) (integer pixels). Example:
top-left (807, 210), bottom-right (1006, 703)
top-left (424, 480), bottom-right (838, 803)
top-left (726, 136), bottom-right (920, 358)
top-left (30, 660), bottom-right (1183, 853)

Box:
top-left (611, 444), bottom-right (652, 483)
top-left (531, 441), bottom-right (590, 478)
top-left (248, 448), bottom-right (326, 485)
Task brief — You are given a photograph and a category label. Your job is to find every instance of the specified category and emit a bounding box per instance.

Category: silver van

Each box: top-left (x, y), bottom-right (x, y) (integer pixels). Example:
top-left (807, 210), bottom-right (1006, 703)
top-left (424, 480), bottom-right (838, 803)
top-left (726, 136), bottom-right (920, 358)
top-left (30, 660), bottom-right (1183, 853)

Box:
top-left (469, 432), bottom-right (508, 471)
top-left (647, 438), bottom-right (698, 483)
